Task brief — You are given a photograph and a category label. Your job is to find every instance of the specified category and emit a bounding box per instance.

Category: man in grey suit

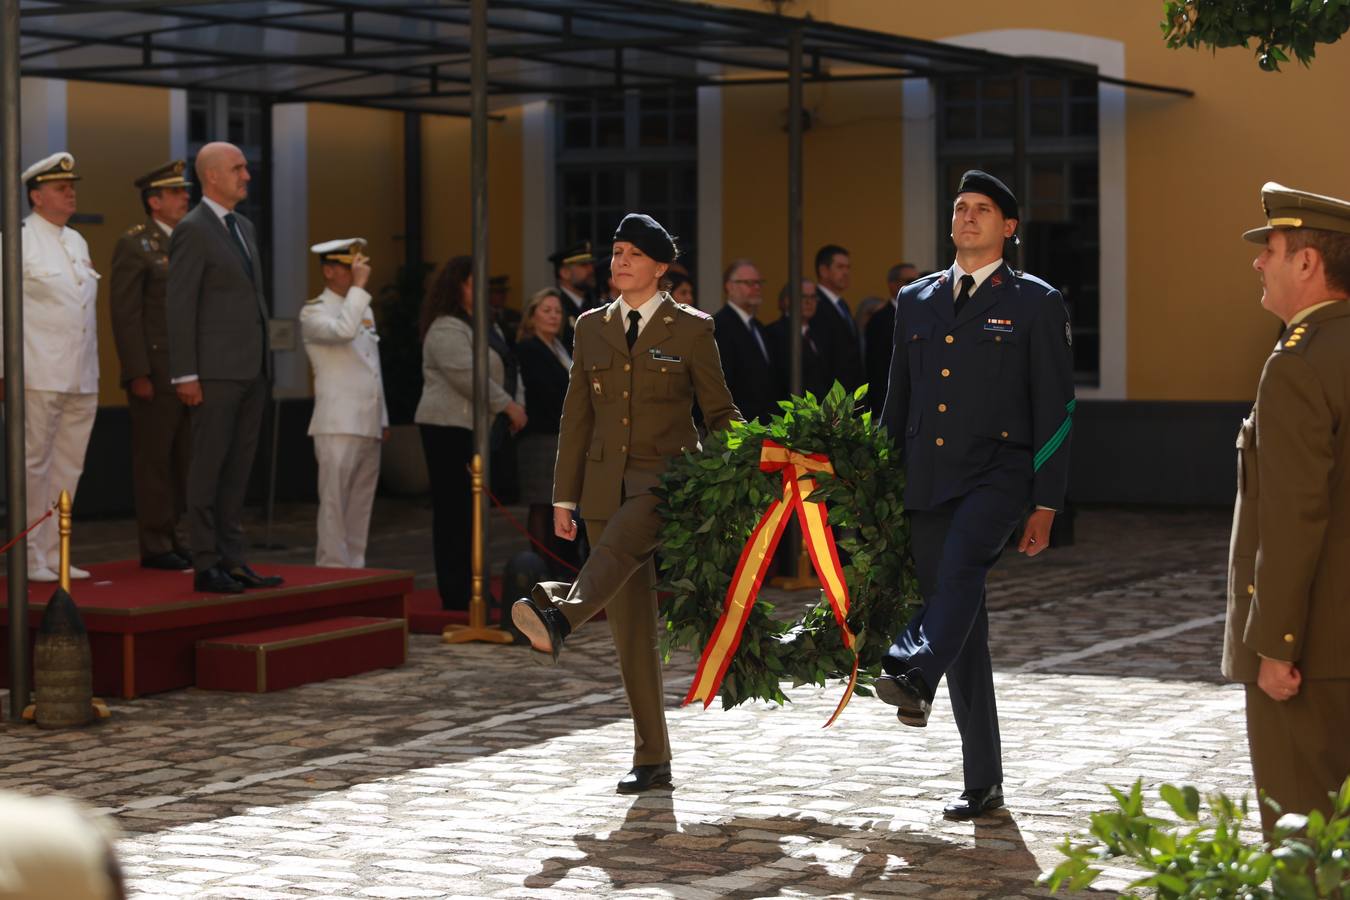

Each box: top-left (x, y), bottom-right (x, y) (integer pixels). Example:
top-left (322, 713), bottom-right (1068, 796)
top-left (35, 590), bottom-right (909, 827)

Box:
top-left (167, 142), bottom-right (284, 594)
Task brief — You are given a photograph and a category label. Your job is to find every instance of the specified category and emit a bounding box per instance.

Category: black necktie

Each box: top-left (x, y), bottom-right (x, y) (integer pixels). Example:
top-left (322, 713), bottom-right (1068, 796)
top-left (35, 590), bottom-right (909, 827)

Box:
top-left (626, 309), bottom-right (641, 349)
top-left (224, 212), bottom-right (254, 280)
top-left (953, 274), bottom-right (975, 317)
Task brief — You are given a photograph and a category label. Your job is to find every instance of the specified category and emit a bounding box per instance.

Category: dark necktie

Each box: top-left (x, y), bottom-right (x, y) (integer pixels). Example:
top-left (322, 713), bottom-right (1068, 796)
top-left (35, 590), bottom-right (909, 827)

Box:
top-left (953, 274), bottom-right (975, 317)
top-left (751, 319), bottom-right (769, 362)
top-left (223, 212), bottom-right (254, 280)
top-left (626, 309), bottom-right (641, 349)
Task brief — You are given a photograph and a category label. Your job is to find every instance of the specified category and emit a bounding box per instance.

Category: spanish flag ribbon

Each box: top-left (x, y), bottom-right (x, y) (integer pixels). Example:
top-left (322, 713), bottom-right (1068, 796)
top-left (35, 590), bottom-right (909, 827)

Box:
top-left (682, 440), bottom-right (860, 726)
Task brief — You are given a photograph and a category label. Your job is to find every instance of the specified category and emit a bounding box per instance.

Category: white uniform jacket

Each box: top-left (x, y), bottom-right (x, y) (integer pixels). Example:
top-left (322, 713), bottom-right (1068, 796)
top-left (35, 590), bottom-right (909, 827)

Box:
top-left (0, 214), bottom-right (100, 393)
top-left (300, 286), bottom-right (388, 439)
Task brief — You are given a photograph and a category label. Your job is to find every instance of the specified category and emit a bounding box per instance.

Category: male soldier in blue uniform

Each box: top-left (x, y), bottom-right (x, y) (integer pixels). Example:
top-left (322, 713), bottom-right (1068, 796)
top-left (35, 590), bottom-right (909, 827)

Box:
top-left (876, 170), bottom-right (1076, 819)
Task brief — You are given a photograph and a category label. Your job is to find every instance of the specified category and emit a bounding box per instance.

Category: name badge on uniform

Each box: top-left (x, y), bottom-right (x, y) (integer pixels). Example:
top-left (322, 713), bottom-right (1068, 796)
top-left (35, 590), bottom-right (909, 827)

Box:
top-left (984, 318), bottom-right (1014, 334)
top-left (649, 349), bottom-right (682, 363)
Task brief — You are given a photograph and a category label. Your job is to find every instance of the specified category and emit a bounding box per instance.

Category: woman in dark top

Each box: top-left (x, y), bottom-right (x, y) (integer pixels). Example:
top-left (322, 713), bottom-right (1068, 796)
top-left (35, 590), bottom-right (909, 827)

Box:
top-left (515, 287), bottom-right (577, 576)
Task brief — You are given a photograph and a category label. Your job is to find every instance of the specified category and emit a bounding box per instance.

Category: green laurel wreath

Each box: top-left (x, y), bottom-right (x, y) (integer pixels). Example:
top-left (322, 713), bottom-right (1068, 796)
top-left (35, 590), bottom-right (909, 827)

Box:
top-left (654, 382), bottom-right (921, 710)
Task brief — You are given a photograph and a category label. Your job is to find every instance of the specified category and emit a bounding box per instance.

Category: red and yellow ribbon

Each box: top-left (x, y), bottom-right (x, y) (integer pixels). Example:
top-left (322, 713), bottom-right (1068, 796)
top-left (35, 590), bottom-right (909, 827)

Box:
top-left (682, 440), bottom-right (859, 726)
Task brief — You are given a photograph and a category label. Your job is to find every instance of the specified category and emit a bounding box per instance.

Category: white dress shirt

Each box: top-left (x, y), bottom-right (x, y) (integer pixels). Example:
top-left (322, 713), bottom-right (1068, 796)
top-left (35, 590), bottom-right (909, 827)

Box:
top-left (0, 213), bottom-right (100, 393)
top-left (612, 291), bottom-right (666, 338)
top-left (950, 258), bottom-right (1004, 298)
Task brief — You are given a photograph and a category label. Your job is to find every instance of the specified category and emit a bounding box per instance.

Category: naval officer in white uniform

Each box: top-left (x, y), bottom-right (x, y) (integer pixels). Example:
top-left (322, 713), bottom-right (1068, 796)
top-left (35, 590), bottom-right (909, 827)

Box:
top-left (299, 238), bottom-right (388, 568)
top-left (0, 152), bottom-right (100, 582)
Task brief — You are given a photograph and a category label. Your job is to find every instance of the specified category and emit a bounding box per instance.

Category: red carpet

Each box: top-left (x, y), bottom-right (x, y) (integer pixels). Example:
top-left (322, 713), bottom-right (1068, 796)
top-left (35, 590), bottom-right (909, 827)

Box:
top-left (0, 560), bottom-right (413, 697)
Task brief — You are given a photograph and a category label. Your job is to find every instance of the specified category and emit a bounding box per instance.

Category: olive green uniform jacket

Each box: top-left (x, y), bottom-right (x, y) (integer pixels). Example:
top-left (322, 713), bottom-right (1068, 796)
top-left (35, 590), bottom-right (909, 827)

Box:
top-left (1224, 300), bottom-right (1350, 832)
top-left (553, 294), bottom-right (741, 514)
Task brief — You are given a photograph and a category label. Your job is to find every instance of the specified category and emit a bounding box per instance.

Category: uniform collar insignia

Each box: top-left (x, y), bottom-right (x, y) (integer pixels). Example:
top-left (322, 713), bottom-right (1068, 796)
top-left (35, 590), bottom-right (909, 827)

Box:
top-left (663, 315), bottom-right (674, 324)
top-left (991, 271), bottom-right (1004, 287)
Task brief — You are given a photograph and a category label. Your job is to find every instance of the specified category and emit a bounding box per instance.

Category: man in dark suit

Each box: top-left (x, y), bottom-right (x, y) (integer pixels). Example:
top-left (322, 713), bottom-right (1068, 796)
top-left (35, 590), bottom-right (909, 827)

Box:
top-left (166, 141), bottom-right (283, 594)
top-left (865, 262), bottom-right (919, 415)
top-left (713, 259), bottom-right (780, 423)
top-left (877, 171), bottom-right (1075, 820)
top-left (811, 244), bottom-right (863, 393)
top-left (766, 280), bottom-right (830, 400)
top-left (110, 160), bottom-right (195, 572)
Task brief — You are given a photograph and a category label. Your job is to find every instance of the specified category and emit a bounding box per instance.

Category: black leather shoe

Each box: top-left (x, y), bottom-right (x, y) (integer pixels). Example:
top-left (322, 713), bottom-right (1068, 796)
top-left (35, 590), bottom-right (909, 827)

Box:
top-left (874, 670), bottom-right (933, 727)
top-left (511, 597), bottom-right (570, 665)
top-left (194, 566), bottom-right (245, 594)
top-left (229, 564), bottom-right (284, 589)
top-left (175, 548), bottom-right (195, 567)
top-left (616, 762), bottom-right (672, 794)
top-left (142, 551), bottom-right (191, 571)
top-left (943, 785), bottom-right (1004, 820)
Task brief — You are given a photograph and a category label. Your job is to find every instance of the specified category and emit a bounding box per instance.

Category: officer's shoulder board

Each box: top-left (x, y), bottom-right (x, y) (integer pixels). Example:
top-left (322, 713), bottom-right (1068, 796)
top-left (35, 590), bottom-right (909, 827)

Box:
top-left (125, 223), bottom-right (146, 237)
top-left (578, 305), bottom-right (608, 323)
top-left (1275, 320), bottom-right (1317, 355)
top-left (675, 302), bottom-right (712, 322)
top-left (303, 295), bottom-right (325, 306)
top-left (1012, 270), bottom-right (1057, 294)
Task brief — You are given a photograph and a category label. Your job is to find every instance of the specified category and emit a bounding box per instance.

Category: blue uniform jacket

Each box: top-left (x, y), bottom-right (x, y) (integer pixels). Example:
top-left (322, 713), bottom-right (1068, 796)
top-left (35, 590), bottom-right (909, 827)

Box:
top-left (880, 262), bottom-right (1076, 512)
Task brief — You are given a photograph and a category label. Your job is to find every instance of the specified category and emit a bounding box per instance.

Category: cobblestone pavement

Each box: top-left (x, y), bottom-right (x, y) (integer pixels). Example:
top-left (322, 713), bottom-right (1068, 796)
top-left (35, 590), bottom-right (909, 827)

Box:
top-left (0, 501), bottom-right (1250, 899)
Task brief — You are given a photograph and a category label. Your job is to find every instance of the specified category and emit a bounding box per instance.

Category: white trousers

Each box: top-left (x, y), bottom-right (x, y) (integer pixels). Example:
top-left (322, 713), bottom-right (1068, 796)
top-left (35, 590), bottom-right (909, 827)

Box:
top-left (314, 434), bottom-right (380, 568)
top-left (24, 390), bottom-right (97, 573)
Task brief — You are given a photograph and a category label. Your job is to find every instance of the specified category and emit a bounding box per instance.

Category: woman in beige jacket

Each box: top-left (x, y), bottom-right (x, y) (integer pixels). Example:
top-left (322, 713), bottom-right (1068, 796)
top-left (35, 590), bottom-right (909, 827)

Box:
top-left (414, 255), bottom-right (526, 610)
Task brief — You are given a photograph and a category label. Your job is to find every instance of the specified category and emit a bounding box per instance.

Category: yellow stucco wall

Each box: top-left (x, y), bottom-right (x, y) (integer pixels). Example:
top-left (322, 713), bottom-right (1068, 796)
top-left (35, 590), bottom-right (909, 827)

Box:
top-left (721, 79), bottom-right (905, 313)
top-left (305, 104), bottom-right (405, 301)
top-left (422, 110), bottom-right (524, 309)
top-left (65, 82), bottom-right (172, 407)
top-left (713, 0), bottom-right (1350, 401)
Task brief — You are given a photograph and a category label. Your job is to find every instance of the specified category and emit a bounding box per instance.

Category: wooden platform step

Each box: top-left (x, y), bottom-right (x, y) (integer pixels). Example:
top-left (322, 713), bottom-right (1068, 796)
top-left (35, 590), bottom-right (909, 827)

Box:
top-left (195, 616), bottom-right (406, 693)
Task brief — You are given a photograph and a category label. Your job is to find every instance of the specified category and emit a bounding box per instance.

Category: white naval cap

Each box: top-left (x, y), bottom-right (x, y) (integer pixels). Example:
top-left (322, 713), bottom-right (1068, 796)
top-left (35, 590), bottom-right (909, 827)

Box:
top-left (22, 152), bottom-right (80, 186)
top-left (310, 237), bottom-right (368, 264)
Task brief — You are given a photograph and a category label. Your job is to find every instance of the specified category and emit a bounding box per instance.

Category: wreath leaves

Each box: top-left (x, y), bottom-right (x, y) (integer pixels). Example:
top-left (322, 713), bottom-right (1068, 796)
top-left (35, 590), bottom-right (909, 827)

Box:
top-left (655, 382), bottom-right (922, 710)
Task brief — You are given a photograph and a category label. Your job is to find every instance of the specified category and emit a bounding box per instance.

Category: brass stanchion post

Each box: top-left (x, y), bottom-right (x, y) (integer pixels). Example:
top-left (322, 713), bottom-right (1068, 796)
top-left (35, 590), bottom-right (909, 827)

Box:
top-left (444, 455), bottom-right (512, 645)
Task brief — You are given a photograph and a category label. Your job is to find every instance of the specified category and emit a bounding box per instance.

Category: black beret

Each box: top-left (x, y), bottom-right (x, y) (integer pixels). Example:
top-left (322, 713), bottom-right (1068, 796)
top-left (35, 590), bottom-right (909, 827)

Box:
top-left (612, 213), bottom-right (678, 264)
top-left (956, 170), bottom-right (1019, 221)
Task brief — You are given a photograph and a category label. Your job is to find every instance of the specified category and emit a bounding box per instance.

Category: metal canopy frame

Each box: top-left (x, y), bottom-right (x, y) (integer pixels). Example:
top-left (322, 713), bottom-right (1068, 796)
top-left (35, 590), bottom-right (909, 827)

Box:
top-left (4, 1), bottom-right (1193, 712)
top-left (14, 0), bottom-right (1192, 117)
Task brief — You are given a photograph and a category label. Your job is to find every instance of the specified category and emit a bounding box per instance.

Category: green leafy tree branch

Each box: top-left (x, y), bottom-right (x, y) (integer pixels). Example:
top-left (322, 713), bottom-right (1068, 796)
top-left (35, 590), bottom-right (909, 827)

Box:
top-left (1163, 0), bottom-right (1350, 71)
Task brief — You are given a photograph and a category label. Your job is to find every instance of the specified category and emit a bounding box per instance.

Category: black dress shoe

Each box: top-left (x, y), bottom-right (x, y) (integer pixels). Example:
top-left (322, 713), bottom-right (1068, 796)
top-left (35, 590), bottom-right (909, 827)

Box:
top-left (874, 669), bottom-right (933, 727)
top-left (229, 564), bottom-right (284, 589)
top-left (142, 551), bottom-right (191, 571)
top-left (511, 597), bottom-right (571, 665)
top-left (194, 566), bottom-right (245, 594)
top-left (175, 548), bottom-right (194, 567)
top-left (616, 762), bottom-right (672, 794)
top-left (943, 785), bottom-right (1004, 820)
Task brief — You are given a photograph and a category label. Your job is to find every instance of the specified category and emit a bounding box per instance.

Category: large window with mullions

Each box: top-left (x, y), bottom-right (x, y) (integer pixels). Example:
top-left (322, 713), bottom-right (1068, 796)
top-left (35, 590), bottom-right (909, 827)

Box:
top-left (556, 88), bottom-right (698, 275)
top-left (936, 73), bottom-right (1101, 386)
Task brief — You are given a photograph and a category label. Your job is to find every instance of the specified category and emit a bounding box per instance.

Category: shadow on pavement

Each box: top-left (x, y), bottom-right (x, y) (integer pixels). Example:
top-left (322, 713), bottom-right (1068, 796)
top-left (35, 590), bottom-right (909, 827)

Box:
top-left (526, 792), bottom-right (1056, 897)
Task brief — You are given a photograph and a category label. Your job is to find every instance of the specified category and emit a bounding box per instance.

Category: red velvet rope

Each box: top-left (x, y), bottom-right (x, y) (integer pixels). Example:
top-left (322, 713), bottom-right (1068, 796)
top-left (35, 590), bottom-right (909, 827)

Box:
top-left (0, 507), bottom-right (54, 557)
top-left (483, 489), bottom-right (581, 574)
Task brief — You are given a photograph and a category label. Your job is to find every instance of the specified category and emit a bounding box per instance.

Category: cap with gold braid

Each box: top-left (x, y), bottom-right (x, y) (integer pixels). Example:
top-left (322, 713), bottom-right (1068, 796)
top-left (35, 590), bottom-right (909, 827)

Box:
top-left (1243, 181), bottom-right (1350, 243)
top-left (134, 159), bottom-right (192, 192)
top-left (310, 237), bottom-right (368, 266)
top-left (548, 240), bottom-right (594, 267)
top-left (21, 151), bottom-right (80, 188)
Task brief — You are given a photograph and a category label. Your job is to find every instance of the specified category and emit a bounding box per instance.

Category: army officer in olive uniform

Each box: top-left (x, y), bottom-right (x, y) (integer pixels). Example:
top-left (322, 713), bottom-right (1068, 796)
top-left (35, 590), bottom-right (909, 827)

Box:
top-left (110, 160), bottom-right (195, 570)
top-left (513, 213), bottom-right (742, 794)
top-left (1226, 182), bottom-right (1350, 834)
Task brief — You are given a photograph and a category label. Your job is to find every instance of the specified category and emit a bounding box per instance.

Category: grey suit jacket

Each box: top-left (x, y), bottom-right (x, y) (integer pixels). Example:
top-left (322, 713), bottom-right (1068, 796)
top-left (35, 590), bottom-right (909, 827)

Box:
top-left (166, 202), bottom-right (270, 382)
